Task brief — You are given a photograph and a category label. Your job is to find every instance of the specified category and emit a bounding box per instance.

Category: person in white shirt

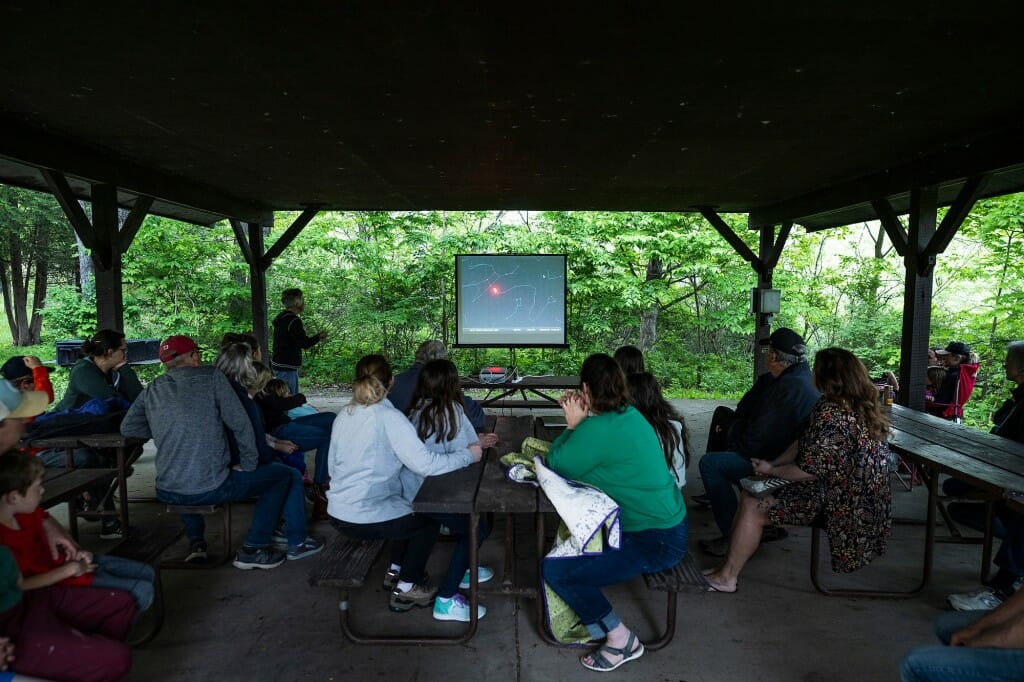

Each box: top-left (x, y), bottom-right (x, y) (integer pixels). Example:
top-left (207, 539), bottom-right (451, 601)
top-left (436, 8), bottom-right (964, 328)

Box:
top-left (326, 354), bottom-right (482, 613)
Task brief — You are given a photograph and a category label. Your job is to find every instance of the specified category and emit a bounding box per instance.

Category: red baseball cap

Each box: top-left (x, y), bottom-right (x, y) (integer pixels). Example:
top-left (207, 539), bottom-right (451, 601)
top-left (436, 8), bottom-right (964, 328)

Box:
top-left (159, 335), bottom-right (202, 363)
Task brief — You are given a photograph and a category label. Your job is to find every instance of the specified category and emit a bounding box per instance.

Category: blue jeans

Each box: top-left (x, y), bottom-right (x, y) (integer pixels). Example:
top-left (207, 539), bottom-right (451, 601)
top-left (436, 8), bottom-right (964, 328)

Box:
top-left (272, 412), bottom-right (336, 484)
top-left (158, 462), bottom-right (307, 549)
top-left (274, 369), bottom-right (300, 395)
top-left (542, 518), bottom-right (688, 640)
top-left (900, 610), bottom-right (1024, 681)
top-left (423, 513), bottom-right (490, 598)
top-left (699, 451), bottom-right (754, 536)
top-left (91, 554), bottom-right (156, 612)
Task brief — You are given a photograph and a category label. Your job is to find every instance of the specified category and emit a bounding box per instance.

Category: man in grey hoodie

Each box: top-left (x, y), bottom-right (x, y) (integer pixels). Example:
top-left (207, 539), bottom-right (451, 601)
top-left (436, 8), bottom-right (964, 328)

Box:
top-left (121, 335), bottom-right (323, 569)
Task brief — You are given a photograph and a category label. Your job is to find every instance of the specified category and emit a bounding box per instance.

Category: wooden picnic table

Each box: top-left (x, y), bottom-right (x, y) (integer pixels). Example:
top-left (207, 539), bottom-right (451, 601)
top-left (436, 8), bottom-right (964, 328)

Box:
top-left (888, 404), bottom-right (1024, 587)
top-left (41, 467), bottom-right (119, 540)
top-left (29, 433), bottom-right (145, 538)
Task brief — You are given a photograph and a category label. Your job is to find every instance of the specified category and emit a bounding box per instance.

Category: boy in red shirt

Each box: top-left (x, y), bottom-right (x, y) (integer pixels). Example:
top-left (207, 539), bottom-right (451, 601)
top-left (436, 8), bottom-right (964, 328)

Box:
top-left (0, 452), bottom-right (154, 612)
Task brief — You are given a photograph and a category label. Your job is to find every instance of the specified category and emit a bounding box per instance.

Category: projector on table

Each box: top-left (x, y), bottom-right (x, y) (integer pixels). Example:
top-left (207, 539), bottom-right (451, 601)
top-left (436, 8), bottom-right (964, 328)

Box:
top-left (479, 366), bottom-right (507, 383)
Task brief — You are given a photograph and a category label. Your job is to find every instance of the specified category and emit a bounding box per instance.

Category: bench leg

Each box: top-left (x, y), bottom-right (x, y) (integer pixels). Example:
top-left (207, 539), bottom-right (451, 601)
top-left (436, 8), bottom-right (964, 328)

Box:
top-left (335, 514), bottom-right (481, 645)
top-left (643, 592), bottom-right (678, 651)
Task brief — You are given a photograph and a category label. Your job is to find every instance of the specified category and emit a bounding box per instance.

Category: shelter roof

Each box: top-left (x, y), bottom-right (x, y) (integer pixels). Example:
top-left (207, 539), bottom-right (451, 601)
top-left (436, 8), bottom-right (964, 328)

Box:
top-left (1, 5), bottom-right (1023, 228)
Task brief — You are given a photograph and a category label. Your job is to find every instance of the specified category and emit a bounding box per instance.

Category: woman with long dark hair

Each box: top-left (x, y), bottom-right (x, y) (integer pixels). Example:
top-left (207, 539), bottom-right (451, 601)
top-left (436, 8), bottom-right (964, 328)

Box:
top-left (406, 359), bottom-right (494, 622)
top-left (543, 353), bottom-right (687, 672)
top-left (703, 347), bottom-right (892, 593)
top-left (626, 372), bottom-right (690, 488)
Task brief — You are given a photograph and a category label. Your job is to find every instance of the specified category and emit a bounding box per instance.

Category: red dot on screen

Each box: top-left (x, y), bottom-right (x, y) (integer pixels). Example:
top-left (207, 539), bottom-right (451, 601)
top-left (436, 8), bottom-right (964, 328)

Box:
top-left (490, 286), bottom-right (500, 295)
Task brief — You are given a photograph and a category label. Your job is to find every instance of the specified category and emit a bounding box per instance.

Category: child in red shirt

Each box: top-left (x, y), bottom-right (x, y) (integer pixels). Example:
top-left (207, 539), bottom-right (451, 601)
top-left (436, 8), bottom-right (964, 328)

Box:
top-left (0, 452), bottom-right (154, 611)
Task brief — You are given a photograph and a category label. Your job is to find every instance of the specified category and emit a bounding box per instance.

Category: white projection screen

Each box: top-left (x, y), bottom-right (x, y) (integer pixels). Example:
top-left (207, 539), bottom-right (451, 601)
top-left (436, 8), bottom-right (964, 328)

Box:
top-left (455, 254), bottom-right (568, 348)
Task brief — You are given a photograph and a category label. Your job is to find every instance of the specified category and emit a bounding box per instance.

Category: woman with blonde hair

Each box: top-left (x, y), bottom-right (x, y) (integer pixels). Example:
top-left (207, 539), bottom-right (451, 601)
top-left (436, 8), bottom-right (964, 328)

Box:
top-left (704, 347), bottom-right (892, 593)
top-left (327, 354), bottom-right (483, 613)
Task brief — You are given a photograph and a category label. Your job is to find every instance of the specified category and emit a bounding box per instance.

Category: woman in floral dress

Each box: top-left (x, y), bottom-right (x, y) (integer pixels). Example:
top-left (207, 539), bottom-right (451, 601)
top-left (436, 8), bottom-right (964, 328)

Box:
top-left (704, 347), bottom-right (892, 592)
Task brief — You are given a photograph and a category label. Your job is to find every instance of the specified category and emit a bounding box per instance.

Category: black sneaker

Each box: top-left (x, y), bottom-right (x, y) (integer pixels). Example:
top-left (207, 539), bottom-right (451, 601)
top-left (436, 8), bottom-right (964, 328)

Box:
top-left (185, 540), bottom-right (209, 563)
top-left (232, 546), bottom-right (286, 570)
top-left (100, 519), bottom-right (123, 540)
top-left (286, 536), bottom-right (325, 561)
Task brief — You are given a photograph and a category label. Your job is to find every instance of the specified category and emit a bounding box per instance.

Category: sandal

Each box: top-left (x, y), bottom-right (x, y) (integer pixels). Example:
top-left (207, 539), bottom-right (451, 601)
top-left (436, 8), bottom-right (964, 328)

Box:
top-left (580, 631), bottom-right (645, 672)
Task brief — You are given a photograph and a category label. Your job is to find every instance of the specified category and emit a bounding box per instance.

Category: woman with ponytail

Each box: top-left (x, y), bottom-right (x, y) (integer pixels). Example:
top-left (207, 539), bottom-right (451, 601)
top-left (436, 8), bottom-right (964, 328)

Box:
top-left (326, 354), bottom-right (483, 613)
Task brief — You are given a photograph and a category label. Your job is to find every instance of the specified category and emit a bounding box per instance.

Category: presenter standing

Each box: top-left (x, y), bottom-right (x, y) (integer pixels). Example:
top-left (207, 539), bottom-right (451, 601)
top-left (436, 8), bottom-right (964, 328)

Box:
top-left (271, 288), bottom-right (327, 394)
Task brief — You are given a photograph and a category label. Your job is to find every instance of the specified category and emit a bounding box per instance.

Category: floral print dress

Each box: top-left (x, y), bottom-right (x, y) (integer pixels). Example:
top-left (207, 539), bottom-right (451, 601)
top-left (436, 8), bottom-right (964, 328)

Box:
top-left (764, 398), bottom-right (893, 573)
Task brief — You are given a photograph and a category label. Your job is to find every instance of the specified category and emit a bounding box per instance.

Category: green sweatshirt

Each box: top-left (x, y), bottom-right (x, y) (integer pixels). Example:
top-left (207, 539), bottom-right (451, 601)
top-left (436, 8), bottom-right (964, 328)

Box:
top-left (546, 406), bottom-right (686, 532)
top-left (53, 357), bottom-right (143, 412)
top-left (0, 547), bottom-right (22, 613)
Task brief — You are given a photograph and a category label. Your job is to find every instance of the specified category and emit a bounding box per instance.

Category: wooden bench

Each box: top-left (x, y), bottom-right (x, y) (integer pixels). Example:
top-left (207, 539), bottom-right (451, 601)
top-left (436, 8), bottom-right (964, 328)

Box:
top-left (41, 468), bottom-right (118, 540)
top-left (106, 521), bottom-right (186, 645)
top-left (162, 504), bottom-right (233, 568)
top-left (308, 536), bottom-right (389, 644)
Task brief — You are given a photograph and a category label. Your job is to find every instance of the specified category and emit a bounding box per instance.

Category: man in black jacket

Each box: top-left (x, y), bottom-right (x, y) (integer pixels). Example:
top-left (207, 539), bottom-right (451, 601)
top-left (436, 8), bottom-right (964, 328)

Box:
top-left (697, 327), bottom-right (820, 557)
top-left (271, 288), bottom-right (327, 394)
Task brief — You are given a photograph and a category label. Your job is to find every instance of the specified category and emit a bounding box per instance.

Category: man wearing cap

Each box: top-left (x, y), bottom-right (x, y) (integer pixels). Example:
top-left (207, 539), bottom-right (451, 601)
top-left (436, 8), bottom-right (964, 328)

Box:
top-left (121, 335), bottom-right (324, 569)
top-left (697, 327), bottom-right (821, 557)
top-left (1, 357), bottom-right (54, 405)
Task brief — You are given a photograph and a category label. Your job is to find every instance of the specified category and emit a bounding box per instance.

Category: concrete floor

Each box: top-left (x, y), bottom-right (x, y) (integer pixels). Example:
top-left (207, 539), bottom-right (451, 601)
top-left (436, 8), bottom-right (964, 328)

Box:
top-left (62, 395), bottom-right (989, 681)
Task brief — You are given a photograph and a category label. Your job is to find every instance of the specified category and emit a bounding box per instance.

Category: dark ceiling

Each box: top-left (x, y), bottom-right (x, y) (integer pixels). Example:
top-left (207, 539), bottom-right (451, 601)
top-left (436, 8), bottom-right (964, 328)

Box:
top-left (2, 4), bottom-right (1024, 229)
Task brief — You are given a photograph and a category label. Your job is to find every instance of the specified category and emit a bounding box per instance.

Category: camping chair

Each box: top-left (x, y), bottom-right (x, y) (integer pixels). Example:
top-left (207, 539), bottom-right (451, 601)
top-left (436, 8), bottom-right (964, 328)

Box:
top-left (925, 361), bottom-right (979, 424)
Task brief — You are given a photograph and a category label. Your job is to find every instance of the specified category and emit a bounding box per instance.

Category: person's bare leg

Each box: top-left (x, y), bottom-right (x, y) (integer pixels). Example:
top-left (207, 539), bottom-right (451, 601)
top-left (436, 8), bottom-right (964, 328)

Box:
top-left (704, 493), bottom-right (770, 592)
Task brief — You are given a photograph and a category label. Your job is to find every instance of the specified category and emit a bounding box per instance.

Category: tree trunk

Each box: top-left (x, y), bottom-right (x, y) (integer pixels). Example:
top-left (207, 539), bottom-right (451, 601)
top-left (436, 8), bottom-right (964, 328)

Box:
top-left (637, 256), bottom-right (664, 351)
top-left (9, 231), bottom-right (32, 345)
top-left (28, 224), bottom-right (48, 343)
top-left (0, 265), bottom-right (15, 337)
top-left (76, 201), bottom-right (94, 296)
top-left (638, 306), bottom-right (658, 352)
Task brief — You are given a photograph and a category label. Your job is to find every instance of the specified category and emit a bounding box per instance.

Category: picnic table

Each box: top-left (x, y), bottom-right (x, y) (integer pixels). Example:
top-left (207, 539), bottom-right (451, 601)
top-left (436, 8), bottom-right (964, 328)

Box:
top-left (29, 433), bottom-right (145, 538)
top-left (888, 404), bottom-right (1024, 587)
top-left (460, 375), bottom-right (579, 408)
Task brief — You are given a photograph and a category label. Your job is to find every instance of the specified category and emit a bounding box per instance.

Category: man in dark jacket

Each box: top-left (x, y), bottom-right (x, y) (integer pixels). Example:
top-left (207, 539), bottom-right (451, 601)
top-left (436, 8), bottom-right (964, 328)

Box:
top-left (271, 288), bottom-right (327, 394)
top-left (388, 339), bottom-right (488, 431)
top-left (697, 327), bottom-right (821, 557)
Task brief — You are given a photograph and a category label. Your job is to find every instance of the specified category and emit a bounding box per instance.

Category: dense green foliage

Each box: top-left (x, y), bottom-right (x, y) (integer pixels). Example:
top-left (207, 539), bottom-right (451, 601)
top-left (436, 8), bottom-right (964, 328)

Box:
top-left (2, 193), bottom-right (1023, 429)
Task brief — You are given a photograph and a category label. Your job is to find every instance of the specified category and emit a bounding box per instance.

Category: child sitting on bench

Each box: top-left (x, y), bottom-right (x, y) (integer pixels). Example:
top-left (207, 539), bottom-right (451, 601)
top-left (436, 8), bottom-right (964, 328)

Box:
top-left (0, 452), bottom-right (155, 613)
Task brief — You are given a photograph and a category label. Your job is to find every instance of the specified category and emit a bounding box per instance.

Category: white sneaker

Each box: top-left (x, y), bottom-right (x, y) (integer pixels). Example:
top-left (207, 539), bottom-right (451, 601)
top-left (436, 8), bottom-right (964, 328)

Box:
top-left (432, 594), bottom-right (486, 622)
top-left (947, 587), bottom-right (1005, 611)
top-left (459, 566), bottom-right (495, 590)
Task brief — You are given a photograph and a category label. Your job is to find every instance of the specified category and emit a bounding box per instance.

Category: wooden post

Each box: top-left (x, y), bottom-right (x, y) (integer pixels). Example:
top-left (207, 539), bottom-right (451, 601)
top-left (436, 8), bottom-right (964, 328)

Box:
top-left (89, 183), bottom-right (124, 332)
top-left (898, 186), bottom-right (937, 410)
top-left (247, 222), bottom-right (270, 360)
top-left (754, 225), bottom-right (774, 380)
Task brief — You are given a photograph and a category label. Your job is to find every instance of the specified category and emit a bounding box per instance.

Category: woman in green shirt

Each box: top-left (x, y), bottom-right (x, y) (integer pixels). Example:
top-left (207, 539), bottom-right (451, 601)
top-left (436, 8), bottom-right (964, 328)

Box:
top-left (543, 353), bottom-right (688, 672)
top-left (52, 330), bottom-right (143, 412)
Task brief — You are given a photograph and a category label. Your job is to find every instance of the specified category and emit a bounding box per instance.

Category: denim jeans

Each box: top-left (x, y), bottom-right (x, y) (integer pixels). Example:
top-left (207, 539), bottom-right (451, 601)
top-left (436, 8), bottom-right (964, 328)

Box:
top-left (273, 369), bottom-right (300, 395)
top-left (329, 514), bottom-right (440, 584)
top-left (542, 518), bottom-right (688, 640)
top-left (91, 554), bottom-right (156, 612)
top-left (698, 451), bottom-right (754, 536)
top-left (900, 610), bottom-right (1024, 681)
top-left (272, 412), bottom-right (336, 484)
top-left (158, 462), bottom-right (307, 549)
top-left (422, 513), bottom-right (490, 598)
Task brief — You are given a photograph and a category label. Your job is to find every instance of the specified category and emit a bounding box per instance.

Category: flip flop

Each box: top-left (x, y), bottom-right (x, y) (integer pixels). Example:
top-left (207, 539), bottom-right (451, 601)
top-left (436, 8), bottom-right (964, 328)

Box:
top-left (580, 631), bottom-right (645, 672)
top-left (703, 576), bottom-right (739, 593)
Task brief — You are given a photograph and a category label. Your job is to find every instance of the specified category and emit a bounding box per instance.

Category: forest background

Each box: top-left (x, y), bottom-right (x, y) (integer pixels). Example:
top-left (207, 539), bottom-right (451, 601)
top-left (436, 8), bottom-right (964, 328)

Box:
top-left (1, 185), bottom-right (1022, 429)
